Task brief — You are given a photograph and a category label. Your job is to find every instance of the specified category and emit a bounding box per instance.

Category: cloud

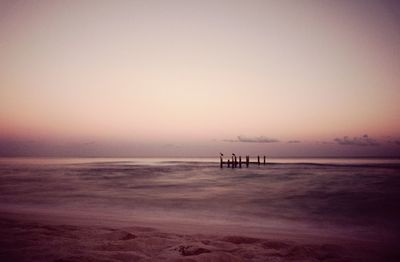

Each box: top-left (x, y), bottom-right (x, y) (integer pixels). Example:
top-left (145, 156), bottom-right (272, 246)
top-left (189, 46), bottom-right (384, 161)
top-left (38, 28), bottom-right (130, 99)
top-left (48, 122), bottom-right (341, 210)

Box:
top-left (388, 139), bottom-right (400, 146)
top-left (334, 134), bottom-right (379, 146)
top-left (316, 140), bottom-right (334, 144)
top-left (288, 140), bottom-right (301, 143)
top-left (223, 136), bottom-right (279, 143)
top-left (385, 137), bottom-right (400, 146)
top-left (222, 139), bottom-right (238, 142)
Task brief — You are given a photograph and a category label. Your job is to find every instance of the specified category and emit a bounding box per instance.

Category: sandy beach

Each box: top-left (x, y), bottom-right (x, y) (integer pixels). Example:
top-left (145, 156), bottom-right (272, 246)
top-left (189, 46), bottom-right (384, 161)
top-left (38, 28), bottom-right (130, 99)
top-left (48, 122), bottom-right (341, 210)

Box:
top-left (0, 208), bottom-right (397, 262)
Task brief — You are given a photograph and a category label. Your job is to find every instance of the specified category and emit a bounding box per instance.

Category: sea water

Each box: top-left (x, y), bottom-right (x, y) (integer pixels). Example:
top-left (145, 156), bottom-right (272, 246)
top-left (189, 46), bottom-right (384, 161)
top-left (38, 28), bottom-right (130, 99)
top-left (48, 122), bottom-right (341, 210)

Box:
top-left (0, 157), bottom-right (399, 241)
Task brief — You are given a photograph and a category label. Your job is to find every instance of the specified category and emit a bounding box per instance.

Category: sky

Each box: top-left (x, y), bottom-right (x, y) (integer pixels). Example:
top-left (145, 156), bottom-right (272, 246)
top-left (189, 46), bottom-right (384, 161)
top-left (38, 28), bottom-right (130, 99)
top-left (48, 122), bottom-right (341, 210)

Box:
top-left (1, 0), bottom-right (400, 157)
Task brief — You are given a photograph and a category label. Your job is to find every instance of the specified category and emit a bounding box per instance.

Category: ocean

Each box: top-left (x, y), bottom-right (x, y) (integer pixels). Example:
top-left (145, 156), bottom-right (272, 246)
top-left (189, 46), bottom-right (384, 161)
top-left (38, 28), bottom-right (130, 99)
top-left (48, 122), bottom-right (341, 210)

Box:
top-left (0, 157), bottom-right (399, 242)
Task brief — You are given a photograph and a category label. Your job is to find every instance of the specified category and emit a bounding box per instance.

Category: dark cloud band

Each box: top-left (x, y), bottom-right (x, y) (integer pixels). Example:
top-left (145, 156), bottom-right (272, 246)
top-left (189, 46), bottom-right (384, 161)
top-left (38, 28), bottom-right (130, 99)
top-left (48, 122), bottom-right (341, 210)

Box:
top-left (224, 136), bottom-right (279, 143)
top-left (334, 135), bottom-right (379, 146)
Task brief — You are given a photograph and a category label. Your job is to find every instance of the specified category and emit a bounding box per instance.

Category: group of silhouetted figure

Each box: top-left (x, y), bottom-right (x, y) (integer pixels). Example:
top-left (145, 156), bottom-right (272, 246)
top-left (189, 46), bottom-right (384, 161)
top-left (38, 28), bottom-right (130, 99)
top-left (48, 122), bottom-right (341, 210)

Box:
top-left (219, 153), bottom-right (266, 168)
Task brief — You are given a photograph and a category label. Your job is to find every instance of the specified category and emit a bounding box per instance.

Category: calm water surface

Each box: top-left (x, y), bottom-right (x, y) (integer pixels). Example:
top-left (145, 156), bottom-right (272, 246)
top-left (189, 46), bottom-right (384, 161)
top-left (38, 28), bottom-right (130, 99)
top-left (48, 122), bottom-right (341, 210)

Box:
top-left (0, 157), bottom-right (399, 240)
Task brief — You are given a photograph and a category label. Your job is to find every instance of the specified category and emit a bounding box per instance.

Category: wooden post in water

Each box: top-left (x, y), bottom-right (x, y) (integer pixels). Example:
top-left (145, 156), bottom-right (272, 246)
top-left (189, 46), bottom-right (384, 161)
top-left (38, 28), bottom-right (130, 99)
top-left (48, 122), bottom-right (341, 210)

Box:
top-left (233, 155), bottom-right (236, 168)
top-left (219, 154), bottom-right (267, 168)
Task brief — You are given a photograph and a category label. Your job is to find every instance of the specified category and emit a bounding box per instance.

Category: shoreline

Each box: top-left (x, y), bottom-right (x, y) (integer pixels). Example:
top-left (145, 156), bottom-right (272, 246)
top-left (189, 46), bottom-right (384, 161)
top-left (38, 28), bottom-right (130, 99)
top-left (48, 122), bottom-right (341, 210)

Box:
top-left (0, 208), bottom-right (397, 261)
top-left (0, 205), bottom-right (385, 243)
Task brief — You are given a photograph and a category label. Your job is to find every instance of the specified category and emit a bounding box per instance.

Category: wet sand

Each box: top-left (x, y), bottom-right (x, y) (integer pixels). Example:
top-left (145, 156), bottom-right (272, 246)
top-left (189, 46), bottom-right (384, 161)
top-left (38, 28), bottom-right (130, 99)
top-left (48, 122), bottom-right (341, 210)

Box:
top-left (0, 210), bottom-right (398, 262)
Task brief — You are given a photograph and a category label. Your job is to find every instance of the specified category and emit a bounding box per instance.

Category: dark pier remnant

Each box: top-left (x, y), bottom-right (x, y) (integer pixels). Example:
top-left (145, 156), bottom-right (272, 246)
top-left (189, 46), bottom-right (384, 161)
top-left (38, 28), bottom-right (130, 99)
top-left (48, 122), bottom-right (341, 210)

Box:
top-left (220, 154), bottom-right (267, 168)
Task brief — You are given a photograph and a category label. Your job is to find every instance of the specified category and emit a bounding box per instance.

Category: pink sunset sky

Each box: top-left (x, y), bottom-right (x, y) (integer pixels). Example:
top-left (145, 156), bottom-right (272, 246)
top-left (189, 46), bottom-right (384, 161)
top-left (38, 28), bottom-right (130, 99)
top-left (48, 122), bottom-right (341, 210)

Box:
top-left (1, 0), bottom-right (400, 157)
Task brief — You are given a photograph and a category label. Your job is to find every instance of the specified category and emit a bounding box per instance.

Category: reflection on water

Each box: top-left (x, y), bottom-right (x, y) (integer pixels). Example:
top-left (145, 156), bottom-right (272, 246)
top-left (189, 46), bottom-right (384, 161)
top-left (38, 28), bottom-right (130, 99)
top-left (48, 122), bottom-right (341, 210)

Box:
top-left (0, 158), bottom-right (399, 239)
